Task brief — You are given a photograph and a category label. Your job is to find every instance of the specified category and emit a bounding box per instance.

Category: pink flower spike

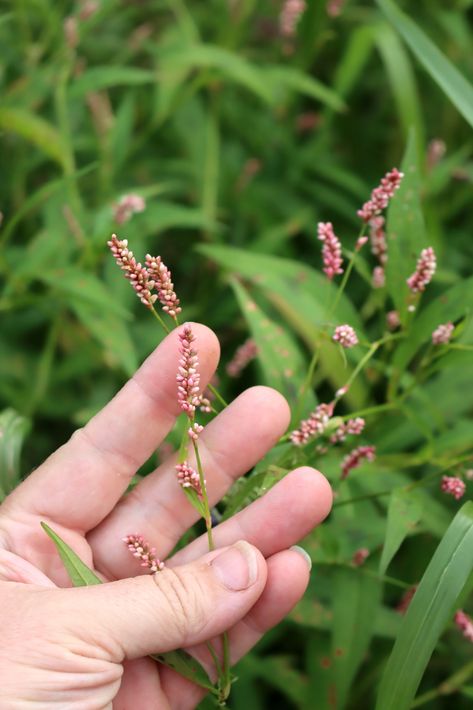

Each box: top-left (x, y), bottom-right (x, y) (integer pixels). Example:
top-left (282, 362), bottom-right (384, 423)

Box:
top-left (369, 216), bottom-right (388, 265)
top-left (372, 266), bottom-right (385, 289)
top-left (333, 324), bottom-right (358, 349)
top-left (280, 0), bottom-right (306, 37)
top-left (432, 322), bottom-right (454, 345)
top-left (355, 236), bottom-right (369, 251)
top-left (387, 310), bottom-right (400, 330)
top-left (176, 461), bottom-right (204, 498)
top-left (341, 445), bottom-right (376, 479)
top-left (317, 222), bottom-right (344, 280)
top-left (441, 476), bottom-right (465, 500)
top-left (358, 168), bottom-right (404, 222)
top-left (331, 417), bottom-right (366, 443)
top-left (188, 422), bottom-right (203, 441)
top-left (352, 548), bottom-right (369, 567)
top-left (113, 193), bottom-right (146, 224)
top-left (145, 254), bottom-right (181, 320)
top-left (123, 534), bottom-right (164, 573)
top-left (407, 247), bottom-right (437, 293)
top-left (291, 402), bottom-right (334, 446)
top-left (108, 234), bottom-right (157, 309)
top-left (226, 338), bottom-right (258, 377)
top-left (396, 586), bottom-right (417, 614)
top-left (177, 325), bottom-right (201, 415)
top-left (455, 610), bottom-right (473, 643)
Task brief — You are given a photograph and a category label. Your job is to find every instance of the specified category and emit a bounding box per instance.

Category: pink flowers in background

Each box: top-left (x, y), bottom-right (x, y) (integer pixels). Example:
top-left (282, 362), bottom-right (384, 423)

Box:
top-left (226, 338), bottom-right (258, 377)
top-left (291, 402), bottom-right (334, 446)
top-left (372, 266), bottom-right (385, 289)
top-left (176, 461), bottom-right (204, 498)
top-left (177, 326), bottom-right (202, 415)
top-left (145, 254), bottom-right (182, 320)
top-left (341, 445), bottom-right (376, 479)
top-left (455, 610), bottom-right (473, 643)
top-left (387, 310), bottom-right (400, 330)
top-left (108, 234), bottom-right (157, 308)
top-left (352, 548), bottom-right (370, 567)
top-left (357, 168), bottom-right (404, 222)
top-left (123, 534), bottom-right (165, 572)
top-left (317, 222), bottom-right (344, 280)
top-left (432, 322), bottom-right (454, 345)
top-left (279, 0), bottom-right (306, 37)
top-left (113, 193), bottom-right (146, 224)
top-left (333, 324), bottom-right (359, 348)
top-left (331, 417), bottom-right (365, 443)
top-left (441, 476), bottom-right (465, 500)
top-left (327, 0), bottom-right (346, 17)
top-left (407, 247), bottom-right (437, 293)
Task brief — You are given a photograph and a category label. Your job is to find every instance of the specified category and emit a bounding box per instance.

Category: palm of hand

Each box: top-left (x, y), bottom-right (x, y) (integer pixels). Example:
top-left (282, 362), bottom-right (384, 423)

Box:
top-left (0, 325), bottom-right (331, 709)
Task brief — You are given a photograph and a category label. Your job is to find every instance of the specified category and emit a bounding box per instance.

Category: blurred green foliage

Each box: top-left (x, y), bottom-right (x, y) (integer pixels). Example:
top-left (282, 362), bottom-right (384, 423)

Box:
top-left (1, 0), bottom-right (473, 707)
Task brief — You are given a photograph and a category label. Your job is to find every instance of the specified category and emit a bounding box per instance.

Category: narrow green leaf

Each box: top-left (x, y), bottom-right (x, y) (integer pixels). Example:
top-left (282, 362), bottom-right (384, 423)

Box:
top-left (41, 522), bottom-right (102, 586)
top-left (385, 131), bottom-right (426, 320)
top-left (39, 268), bottom-right (131, 318)
top-left (377, 0), bottom-right (473, 129)
top-left (0, 107), bottom-right (68, 168)
top-left (70, 67), bottom-right (156, 97)
top-left (0, 409), bottom-right (30, 497)
top-left (151, 650), bottom-right (215, 692)
top-left (264, 66), bottom-right (345, 111)
top-left (376, 501), bottom-right (473, 710)
top-left (379, 487), bottom-right (423, 574)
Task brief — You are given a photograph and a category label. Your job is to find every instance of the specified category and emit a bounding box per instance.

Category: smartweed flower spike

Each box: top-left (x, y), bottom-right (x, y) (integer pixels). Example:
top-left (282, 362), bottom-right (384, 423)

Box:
top-left (280, 0), bottom-right (306, 37)
top-left (372, 266), bottom-right (385, 289)
top-left (333, 324), bottom-right (358, 348)
top-left (432, 322), bottom-right (454, 345)
top-left (317, 222), bottom-right (343, 280)
top-left (331, 417), bottom-right (365, 444)
top-left (123, 534), bottom-right (165, 572)
top-left (145, 254), bottom-right (181, 320)
top-left (113, 193), bottom-right (146, 224)
top-left (341, 445), bottom-right (376, 479)
top-left (176, 462), bottom-right (204, 498)
top-left (108, 234), bottom-right (157, 308)
top-left (226, 339), bottom-right (258, 377)
top-left (352, 548), bottom-right (369, 566)
top-left (291, 402), bottom-right (334, 446)
top-left (188, 422), bottom-right (204, 441)
top-left (387, 310), bottom-right (400, 330)
top-left (455, 610), bottom-right (473, 643)
top-left (441, 475), bottom-right (465, 500)
top-left (357, 168), bottom-right (403, 222)
top-left (369, 216), bottom-right (388, 264)
top-left (407, 247), bottom-right (437, 293)
top-left (177, 325), bottom-right (201, 415)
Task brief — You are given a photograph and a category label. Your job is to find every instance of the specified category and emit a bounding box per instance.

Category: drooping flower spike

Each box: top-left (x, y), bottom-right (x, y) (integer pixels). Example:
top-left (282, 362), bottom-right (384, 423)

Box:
top-left (226, 339), bottom-right (258, 378)
top-left (407, 247), bottom-right (437, 293)
top-left (290, 402), bottom-right (334, 446)
top-left (145, 254), bottom-right (181, 320)
top-left (108, 234), bottom-right (157, 309)
top-left (123, 534), bottom-right (165, 572)
top-left (330, 417), bottom-right (365, 444)
top-left (341, 445), bottom-right (376, 479)
top-left (357, 168), bottom-right (404, 222)
top-left (317, 222), bottom-right (344, 280)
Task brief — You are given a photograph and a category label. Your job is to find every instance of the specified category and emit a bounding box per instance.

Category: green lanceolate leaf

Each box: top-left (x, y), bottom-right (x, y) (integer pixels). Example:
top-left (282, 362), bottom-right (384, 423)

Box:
top-left (0, 108), bottom-right (68, 168)
top-left (41, 523), bottom-right (217, 693)
top-left (41, 522), bottom-right (102, 586)
top-left (0, 409), bottom-right (30, 499)
top-left (376, 501), bottom-right (473, 710)
top-left (377, 0), bottom-right (473, 130)
top-left (379, 487), bottom-right (423, 574)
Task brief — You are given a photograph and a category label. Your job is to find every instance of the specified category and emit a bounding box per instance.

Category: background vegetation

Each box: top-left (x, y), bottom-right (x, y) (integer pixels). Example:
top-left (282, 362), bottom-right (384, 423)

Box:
top-left (1, 0), bottom-right (473, 707)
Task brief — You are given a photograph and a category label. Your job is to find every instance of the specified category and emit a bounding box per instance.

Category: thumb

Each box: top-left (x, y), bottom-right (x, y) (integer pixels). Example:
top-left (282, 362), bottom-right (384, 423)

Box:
top-left (59, 541), bottom-right (266, 660)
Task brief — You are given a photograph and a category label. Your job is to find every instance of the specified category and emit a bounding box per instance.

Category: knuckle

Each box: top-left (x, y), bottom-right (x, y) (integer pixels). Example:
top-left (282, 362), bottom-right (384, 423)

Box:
top-left (153, 567), bottom-right (208, 641)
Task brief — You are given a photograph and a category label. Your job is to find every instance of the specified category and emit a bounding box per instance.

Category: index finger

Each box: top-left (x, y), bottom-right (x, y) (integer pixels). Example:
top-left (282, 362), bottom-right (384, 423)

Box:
top-left (4, 324), bottom-right (220, 531)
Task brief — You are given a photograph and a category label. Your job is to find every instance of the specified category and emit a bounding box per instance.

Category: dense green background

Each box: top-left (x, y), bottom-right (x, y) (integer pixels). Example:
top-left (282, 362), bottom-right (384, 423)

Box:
top-left (1, 1), bottom-right (473, 707)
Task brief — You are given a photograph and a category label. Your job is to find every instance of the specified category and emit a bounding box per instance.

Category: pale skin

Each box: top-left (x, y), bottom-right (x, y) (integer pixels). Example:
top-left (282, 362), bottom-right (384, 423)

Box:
top-left (0, 324), bottom-right (333, 709)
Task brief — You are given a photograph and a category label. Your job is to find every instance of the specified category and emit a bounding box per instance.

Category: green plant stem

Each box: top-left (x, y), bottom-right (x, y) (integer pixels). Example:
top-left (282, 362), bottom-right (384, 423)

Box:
top-left (208, 383), bottom-right (228, 408)
top-left (411, 659), bottom-right (473, 708)
top-left (150, 306), bottom-right (171, 334)
top-left (192, 439), bottom-right (214, 548)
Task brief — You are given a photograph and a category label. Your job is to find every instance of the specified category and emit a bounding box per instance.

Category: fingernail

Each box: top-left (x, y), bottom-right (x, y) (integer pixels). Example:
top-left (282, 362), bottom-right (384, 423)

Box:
top-left (211, 541), bottom-right (258, 591)
top-left (290, 545), bottom-right (312, 571)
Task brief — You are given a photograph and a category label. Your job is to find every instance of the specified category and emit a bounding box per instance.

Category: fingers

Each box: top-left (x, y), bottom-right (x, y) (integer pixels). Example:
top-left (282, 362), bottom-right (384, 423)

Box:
top-left (170, 467), bottom-right (332, 567)
top-left (88, 386), bottom-right (290, 580)
top-left (3, 324), bottom-right (220, 531)
top-left (159, 547), bottom-right (312, 708)
top-left (56, 542), bottom-right (267, 661)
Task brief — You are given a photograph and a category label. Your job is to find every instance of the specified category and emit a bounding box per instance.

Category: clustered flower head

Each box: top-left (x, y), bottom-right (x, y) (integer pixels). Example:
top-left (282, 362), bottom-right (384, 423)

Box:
top-left (279, 0), bottom-right (306, 37)
top-left (341, 445), bottom-right (376, 479)
top-left (291, 402), bottom-right (334, 446)
top-left (352, 548), bottom-right (370, 567)
top-left (333, 324), bottom-right (359, 349)
top-left (432, 322), bottom-right (454, 345)
top-left (113, 193), bottom-right (146, 224)
top-left (177, 326), bottom-right (202, 415)
top-left (317, 222), bottom-right (344, 280)
top-left (441, 475), bottom-right (465, 500)
top-left (369, 216), bottom-right (388, 265)
top-left (123, 534), bottom-right (165, 572)
top-left (331, 417), bottom-right (365, 444)
top-left (108, 234), bottom-right (157, 308)
top-left (188, 422), bottom-right (204, 441)
top-left (176, 461), bottom-right (204, 498)
top-left (407, 247), bottom-right (437, 293)
top-left (145, 254), bottom-right (182, 319)
top-left (455, 610), bottom-right (473, 643)
top-left (226, 338), bottom-right (258, 378)
top-left (357, 168), bottom-right (404, 222)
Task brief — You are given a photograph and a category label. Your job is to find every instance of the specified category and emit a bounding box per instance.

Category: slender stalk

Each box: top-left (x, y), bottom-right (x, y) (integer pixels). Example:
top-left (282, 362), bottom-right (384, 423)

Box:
top-left (150, 306), bottom-right (171, 334)
top-left (411, 659), bottom-right (473, 708)
top-left (192, 439), bottom-right (214, 549)
top-left (208, 383), bottom-right (228, 409)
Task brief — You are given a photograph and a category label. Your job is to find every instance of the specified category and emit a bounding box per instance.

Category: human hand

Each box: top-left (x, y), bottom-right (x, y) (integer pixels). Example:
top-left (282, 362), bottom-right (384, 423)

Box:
top-left (0, 324), bottom-right (332, 709)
